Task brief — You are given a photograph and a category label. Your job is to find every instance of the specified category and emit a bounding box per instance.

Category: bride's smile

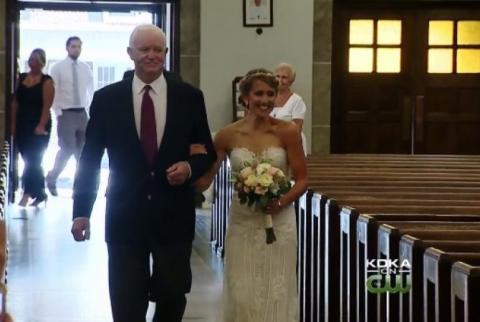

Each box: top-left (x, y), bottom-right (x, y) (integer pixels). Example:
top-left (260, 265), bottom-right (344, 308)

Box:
top-left (245, 80), bottom-right (276, 115)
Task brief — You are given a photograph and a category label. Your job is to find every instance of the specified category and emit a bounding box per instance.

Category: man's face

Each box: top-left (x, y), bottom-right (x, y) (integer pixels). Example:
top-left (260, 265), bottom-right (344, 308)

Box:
top-left (67, 39), bottom-right (82, 60)
top-left (127, 29), bottom-right (166, 83)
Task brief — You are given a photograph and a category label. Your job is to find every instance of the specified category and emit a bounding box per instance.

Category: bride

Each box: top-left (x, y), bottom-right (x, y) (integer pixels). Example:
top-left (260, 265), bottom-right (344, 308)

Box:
top-left (195, 68), bottom-right (308, 322)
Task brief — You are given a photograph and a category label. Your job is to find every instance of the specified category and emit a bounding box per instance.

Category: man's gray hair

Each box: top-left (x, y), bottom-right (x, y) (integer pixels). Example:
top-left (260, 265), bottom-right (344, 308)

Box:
top-left (129, 24), bottom-right (166, 47)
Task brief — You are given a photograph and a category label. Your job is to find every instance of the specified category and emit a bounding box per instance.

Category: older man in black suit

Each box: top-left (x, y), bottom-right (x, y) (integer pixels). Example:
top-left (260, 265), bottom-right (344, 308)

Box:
top-left (71, 24), bottom-right (216, 322)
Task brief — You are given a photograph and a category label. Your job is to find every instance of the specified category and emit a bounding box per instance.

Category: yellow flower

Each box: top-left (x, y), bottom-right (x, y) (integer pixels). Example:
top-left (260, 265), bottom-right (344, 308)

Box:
top-left (240, 166), bottom-right (254, 179)
top-left (274, 169), bottom-right (286, 179)
top-left (244, 174), bottom-right (257, 187)
top-left (258, 173), bottom-right (273, 187)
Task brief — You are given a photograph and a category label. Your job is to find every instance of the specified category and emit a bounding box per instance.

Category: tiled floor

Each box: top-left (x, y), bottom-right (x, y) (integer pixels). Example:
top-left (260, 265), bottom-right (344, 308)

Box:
top-left (6, 191), bottom-right (223, 322)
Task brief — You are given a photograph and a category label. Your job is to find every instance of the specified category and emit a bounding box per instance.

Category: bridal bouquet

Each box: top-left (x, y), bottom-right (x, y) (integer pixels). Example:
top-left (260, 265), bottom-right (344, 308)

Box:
top-left (232, 160), bottom-right (291, 244)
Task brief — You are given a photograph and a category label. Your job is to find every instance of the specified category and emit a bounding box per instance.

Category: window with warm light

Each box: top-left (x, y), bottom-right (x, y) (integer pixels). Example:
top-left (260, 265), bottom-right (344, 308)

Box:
top-left (428, 20), bottom-right (480, 74)
top-left (349, 19), bottom-right (402, 73)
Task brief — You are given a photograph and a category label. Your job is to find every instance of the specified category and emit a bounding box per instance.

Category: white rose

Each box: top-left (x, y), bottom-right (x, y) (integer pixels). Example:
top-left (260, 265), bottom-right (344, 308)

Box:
top-left (256, 163), bottom-right (272, 175)
top-left (269, 182), bottom-right (280, 195)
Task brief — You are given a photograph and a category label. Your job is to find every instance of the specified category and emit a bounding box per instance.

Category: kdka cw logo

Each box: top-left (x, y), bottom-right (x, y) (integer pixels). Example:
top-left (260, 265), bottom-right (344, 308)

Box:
top-left (366, 259), bottom-right (412, 294)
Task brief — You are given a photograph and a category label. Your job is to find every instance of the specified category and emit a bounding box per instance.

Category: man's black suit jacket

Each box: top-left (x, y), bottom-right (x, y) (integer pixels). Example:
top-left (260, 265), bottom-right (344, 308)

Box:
top-left (73, 73), bottom-right (216, 244)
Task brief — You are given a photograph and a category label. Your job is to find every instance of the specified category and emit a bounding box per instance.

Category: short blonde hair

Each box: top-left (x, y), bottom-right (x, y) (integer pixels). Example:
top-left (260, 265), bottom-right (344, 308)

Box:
top-left (275, 62), bottom-right (296, 82)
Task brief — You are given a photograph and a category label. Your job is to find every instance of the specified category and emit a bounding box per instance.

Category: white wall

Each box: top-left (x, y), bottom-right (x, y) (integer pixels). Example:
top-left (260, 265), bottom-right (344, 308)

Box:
top-left (200, 0), bottom-right (314, 152)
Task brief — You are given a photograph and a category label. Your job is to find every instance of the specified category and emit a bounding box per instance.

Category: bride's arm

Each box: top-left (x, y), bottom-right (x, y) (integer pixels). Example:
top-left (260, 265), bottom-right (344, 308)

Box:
top-left (194, 130), bottom-right (229, 192)
top-left (266, 123), bottom-right (308, 213)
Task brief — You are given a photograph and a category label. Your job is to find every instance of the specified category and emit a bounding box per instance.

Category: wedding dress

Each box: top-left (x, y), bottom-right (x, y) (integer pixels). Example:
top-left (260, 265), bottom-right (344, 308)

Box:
top-left (221, 147), bottom-right (298, 322)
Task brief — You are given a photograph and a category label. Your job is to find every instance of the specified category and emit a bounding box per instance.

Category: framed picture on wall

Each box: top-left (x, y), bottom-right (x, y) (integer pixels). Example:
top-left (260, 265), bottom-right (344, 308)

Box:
top-left (243, 0), bottom-right (273, 27)
top-left (232, 76), bottom-right (246, 121)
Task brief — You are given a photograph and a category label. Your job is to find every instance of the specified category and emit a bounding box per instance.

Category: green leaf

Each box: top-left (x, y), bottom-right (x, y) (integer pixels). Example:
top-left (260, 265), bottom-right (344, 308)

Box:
top-left (258, 195), bottom-right (269, 209)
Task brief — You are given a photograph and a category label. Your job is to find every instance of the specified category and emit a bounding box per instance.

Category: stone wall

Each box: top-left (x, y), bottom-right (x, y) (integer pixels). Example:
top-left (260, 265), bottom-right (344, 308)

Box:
top-left (312, 0), bottom-right (332, 153)
top-left (179, 0), bottom-right (200, 87)
top-left (0, 0), bottom-right (6, 143)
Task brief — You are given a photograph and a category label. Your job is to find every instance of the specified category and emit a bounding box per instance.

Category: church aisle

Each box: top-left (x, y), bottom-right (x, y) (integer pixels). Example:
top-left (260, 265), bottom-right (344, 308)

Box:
top-left (6, 196), bottom-right (223, 322)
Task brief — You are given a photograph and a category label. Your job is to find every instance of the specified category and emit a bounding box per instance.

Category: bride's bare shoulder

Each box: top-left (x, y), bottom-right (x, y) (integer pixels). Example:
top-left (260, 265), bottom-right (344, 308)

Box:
top-left (214, 121), bottom-right (244, 149)
top-left (276, 120), bottom-right (301, 142)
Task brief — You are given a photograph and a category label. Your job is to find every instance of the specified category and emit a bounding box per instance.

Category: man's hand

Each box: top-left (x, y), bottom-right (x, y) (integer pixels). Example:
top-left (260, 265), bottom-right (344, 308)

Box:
top-left (166, 161), bottom-right (191, 186)
top-left (71, 218), bottom-right (90, 241)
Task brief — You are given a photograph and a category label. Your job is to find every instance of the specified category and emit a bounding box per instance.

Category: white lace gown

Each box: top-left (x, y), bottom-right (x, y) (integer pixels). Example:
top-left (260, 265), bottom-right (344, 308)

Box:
top-left (221, 147), bottom-right (298, 322)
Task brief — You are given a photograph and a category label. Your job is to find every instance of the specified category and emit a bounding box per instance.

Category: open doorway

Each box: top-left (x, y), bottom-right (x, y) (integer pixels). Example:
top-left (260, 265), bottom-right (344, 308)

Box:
top-left (12, 1), bottom-right (177, 199)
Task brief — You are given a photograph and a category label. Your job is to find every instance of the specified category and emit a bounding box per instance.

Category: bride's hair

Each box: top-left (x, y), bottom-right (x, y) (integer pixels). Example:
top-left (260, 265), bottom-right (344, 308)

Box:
top-left (239, 68), bottom-right (279, 107)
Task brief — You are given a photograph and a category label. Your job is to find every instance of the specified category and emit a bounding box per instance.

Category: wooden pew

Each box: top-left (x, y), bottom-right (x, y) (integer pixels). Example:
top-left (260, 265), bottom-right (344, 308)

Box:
top-left (336, 204), bottom-right (480, 322)
top-left (322, 198), bottom-right (480, 322)
top-left (324, 198), bottom-right (341, 322)
top-left (355, 216), bottom-right (480, 322)
top-left (400, 237), bottom-right (480, 322)
top-left (299, 193), bottom-right (327, 322)
top-left (298, 190), bottom-right (314, 322)
top-left (311, 194), bottom-right (325, 322)
top-left (211, 158), bottom-right (232, 257)
top-left (451, 262), bottom-right (480, 322)
top-left (377, 223), bottom-right (480, 322)
top-left (423, 248), bottom-right (480, 322)
top-left (304, 155), bottom-right (480, 322)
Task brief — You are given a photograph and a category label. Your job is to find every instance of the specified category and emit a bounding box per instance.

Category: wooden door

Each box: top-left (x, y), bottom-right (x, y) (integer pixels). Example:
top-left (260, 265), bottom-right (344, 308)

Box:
top-left (414, 10), bottom-right (480, 154)
top-left (331, 5), bottom-right (480, 154)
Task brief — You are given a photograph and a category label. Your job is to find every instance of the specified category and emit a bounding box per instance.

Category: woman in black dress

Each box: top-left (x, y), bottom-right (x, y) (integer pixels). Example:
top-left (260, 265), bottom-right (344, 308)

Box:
top-left (11, 48), bottom-right (54, 207)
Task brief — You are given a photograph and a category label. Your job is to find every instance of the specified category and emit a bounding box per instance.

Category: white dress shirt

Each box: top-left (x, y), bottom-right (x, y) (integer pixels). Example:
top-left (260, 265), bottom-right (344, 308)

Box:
top-left (132, 73), bottom-right (167, 147)
top-left (50, 56), bottom-right (94, 116)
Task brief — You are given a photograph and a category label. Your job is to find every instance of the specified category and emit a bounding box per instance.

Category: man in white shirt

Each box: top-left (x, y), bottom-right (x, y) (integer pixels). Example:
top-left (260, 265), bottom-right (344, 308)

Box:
top-left (47, 36), bottom-right (94, 196)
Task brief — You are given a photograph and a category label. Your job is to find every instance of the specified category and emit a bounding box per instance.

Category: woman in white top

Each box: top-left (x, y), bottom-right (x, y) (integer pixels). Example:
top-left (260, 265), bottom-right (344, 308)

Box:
top-left (271, 62), bottom-right (307, 155)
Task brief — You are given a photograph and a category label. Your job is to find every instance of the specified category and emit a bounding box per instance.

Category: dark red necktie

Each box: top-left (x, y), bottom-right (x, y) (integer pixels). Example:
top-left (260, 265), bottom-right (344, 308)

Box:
top-left (140, 85), bottom-right (157, 167)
